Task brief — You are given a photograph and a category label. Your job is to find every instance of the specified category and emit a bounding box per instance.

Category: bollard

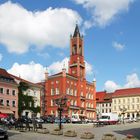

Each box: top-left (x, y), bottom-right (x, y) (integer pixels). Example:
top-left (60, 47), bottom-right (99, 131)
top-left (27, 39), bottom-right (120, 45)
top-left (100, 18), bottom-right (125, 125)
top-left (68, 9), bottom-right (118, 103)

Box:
top-left (50, 128), bottom-right (63, 135)
top-left (102, 134), bottom-right (117, 140)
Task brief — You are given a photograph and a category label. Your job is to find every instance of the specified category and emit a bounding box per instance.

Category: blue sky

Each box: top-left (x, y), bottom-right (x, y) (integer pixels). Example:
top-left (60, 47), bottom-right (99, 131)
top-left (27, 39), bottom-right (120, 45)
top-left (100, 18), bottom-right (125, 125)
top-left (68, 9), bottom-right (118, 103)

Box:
top-left (0, 0), bottom-right (140, 92)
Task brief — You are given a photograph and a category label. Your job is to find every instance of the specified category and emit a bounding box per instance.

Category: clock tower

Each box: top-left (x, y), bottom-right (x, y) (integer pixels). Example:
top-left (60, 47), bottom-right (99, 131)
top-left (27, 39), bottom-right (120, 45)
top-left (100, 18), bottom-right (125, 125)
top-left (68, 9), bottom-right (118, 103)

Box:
top-left (68, 24), bottom-right (85, 80)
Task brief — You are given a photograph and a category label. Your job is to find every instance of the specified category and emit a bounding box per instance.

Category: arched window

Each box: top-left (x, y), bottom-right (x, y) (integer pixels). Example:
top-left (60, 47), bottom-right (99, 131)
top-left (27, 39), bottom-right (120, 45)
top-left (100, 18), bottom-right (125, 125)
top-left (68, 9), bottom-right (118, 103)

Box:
top-left (72, 45), bottom-right (77, 55)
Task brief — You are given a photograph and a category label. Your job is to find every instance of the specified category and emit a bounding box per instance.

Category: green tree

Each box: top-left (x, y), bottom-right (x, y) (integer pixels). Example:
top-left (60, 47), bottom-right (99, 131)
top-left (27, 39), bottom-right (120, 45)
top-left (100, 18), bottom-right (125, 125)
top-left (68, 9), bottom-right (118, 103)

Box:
top-left (18, 82), bottom-right (40, 117)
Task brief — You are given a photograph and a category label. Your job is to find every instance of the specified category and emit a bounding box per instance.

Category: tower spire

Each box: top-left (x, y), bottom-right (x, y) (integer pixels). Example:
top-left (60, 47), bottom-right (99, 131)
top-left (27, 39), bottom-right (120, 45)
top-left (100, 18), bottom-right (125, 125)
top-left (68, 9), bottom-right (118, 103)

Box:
top-left (69, 23), bottom-right (85, 80)
top-left (73, 24), bottom-right (80, 37)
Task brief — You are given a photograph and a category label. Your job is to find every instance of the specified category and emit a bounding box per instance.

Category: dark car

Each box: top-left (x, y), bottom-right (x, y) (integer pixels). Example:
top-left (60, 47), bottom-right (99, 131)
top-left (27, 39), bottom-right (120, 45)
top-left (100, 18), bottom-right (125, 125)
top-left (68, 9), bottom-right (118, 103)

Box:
top-left (0, 127), bottom-right (8, 139)
top-left (64, 117), bottom-right (71, 123)
top-left (41, 116), bottom-right (55, 123)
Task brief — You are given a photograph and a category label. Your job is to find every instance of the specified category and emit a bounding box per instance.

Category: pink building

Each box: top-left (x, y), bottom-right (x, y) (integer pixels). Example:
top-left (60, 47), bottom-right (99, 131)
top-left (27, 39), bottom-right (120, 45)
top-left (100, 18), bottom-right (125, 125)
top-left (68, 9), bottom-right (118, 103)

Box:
top-left (0, 68), bottom-right (18, 118)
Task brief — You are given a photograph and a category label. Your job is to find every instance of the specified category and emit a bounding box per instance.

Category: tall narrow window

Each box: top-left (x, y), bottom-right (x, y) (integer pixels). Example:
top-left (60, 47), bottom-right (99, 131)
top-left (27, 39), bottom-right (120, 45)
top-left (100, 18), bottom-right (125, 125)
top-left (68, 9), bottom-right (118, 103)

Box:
top-left (0, 99), bottom-right (4, 106)
top-left (12, 90), bottom-right (16, 96)
top-left (51, 88), bottom-right (55, 95)
top-left (56, 88), bottom-right (59, 95)
top-left (66, 88), bottom-right (70, 95)
top-left (12, 101), bottom-right (16, 107)
top-left (0, 88), bottom-right (3, 94)
top-left (6, 89), bottom-right (10, 95)
top-left (6, 100), bottom-right (9, 106)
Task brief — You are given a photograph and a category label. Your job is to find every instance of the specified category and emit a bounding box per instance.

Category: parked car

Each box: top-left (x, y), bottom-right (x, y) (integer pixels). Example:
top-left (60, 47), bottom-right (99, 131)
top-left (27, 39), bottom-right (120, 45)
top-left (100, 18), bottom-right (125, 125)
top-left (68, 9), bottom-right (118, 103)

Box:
top-left (54, 117), bottom-right (67, 123)
top-left (41, 116), bottom-right (55, 123)
top-left (64, 117), bottom-right (71, 123)
top-left (35, 117), bottom-right (44, 123)
top-left (0, 127), bottom-right (8, 139)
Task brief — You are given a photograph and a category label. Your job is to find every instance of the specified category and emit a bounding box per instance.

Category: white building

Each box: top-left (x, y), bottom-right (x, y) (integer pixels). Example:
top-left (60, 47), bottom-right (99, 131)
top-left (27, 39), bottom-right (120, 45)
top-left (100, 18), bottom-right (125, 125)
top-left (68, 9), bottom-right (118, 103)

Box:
top-left (10, 74), bottom-right (42, 118)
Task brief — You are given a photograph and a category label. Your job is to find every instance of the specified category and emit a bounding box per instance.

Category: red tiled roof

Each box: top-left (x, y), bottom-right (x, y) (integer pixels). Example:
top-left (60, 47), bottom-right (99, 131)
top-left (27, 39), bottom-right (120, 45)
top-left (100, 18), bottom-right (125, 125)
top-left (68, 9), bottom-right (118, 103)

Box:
top-left (96, 91), bottom-right (112, 103)
top-left (48, 72), bottom-right (78, 79)
top-left (10, 74), bottom-right (41, 87)
top-left (0, 68), bottom-right (13, 79)
top-left (113, 87), bottom-right (140, 97)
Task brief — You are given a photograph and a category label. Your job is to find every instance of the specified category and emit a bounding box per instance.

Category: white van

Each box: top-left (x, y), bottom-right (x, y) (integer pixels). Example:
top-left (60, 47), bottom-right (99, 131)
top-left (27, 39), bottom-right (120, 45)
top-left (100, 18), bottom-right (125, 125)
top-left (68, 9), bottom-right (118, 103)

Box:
top-left (71, 114), bottom-right (86, 123)
top-left (99, 113), bottom-right (119, 125)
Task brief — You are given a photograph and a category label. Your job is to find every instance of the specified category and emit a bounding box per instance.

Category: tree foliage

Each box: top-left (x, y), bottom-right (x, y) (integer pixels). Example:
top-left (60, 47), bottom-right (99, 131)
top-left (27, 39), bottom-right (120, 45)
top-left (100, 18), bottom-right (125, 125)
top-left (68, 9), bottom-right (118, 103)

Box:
top-left (18, 82), bottom-right (40, 117)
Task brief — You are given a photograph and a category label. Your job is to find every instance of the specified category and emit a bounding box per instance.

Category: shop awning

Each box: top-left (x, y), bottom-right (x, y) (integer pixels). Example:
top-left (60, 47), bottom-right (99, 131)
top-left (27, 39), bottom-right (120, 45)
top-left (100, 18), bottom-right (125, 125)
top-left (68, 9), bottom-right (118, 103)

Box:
top-left (0, 109), bottom-right (14, 114)
top-left (0, 113), bottom-right (8, 118)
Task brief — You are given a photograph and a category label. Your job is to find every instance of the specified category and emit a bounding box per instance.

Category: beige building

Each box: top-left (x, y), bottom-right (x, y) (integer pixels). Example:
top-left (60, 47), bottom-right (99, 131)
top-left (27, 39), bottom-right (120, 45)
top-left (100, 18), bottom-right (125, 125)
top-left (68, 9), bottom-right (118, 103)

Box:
top-left (112, 88), bottom-right (140, 119)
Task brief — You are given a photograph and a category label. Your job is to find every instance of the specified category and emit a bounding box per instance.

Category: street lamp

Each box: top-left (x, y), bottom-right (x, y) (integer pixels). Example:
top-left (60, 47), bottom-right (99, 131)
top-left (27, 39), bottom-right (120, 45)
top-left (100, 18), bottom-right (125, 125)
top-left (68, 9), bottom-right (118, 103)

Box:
top-left (55, 96), bottom-right (67, 130)
top-left (120, 107), bottom-right (127, 124)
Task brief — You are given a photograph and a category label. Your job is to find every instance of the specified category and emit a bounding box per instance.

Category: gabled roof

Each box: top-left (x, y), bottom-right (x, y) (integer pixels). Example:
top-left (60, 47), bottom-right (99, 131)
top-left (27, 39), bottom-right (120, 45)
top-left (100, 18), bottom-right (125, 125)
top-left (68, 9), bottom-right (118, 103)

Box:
top-left (113, 87), bottom-right (140, 97)
top-left (96, 91), bottom-right (112, 103)
top-left (48, 72), bottom-right (78, 80)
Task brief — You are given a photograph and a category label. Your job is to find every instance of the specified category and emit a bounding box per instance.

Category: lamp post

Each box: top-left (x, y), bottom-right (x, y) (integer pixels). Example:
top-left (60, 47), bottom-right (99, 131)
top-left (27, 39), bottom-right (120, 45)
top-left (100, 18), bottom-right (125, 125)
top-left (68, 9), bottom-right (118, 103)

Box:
top-left (55, 96), bottom-right (67, 130)
top-left (120, 107), bottom-right (127, 124)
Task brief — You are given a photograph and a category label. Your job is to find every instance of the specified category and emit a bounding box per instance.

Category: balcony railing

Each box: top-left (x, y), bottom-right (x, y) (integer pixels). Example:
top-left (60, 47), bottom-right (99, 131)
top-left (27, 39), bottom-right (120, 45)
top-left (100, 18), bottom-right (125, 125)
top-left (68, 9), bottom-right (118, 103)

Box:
top-left (80, 96), bottom-right (85, 100)
top-left (86, 107), bottom-right (96, 111)
top-left (69, 105), bottom-right (80, 110)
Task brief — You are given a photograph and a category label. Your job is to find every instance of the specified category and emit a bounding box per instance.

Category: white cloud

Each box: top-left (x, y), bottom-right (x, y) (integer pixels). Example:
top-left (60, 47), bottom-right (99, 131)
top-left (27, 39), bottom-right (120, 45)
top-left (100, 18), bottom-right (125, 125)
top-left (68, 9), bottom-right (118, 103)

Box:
top-left (124, 73), bottom-right (140, 88)
top-left (48, 57), bottom-right (69, 74)
top-left (85, 61), bottom-right (93, 75)
top-left (104, 80), bottom-right (121, 93)
top-left (0, 53), bottom-right (3, 61)
top-left (48, 57), bottom-right (93, 75)
top-left (8, 61), bottom-right (46, 83)
top-left (73, 0), bottom-right (134, 27)
top-left (104, 73), bottom-right (140, 93)
top-left (0, 1), bottom-right (82, 54)
top-left (7, 58), bottom-right (93, 83)
top-left (113, 41), bottom-right (125, 51)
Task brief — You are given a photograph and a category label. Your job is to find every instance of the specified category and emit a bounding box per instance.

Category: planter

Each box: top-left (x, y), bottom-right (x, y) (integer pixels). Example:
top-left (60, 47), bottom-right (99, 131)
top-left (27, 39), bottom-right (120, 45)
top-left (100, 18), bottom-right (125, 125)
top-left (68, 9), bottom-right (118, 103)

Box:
top-left (64, 130), bottom-right (77, 137)
top-left (102, 134), bottom-right (117, 140)
top-left (50, 128), bottom-right (63, 135)
top-left (80, 132), bottom-right (94, 139)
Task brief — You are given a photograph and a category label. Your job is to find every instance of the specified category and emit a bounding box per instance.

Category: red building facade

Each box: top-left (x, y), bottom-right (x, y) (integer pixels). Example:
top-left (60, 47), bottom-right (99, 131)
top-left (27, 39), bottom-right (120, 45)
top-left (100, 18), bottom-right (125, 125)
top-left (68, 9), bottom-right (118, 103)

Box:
top-left (45, 25), bottom-right (96, 119)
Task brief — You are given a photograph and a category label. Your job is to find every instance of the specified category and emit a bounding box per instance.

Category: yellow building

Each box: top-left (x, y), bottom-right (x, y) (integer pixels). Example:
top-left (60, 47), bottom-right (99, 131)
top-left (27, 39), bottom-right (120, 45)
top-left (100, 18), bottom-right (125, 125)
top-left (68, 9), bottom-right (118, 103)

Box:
top-left (112, 88), bottom-right (140, 119)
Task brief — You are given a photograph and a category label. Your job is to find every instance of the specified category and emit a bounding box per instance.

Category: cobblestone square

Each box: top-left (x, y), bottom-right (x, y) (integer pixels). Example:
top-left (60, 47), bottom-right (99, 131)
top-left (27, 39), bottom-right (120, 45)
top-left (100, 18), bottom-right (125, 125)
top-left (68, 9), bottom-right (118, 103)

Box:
top-left (8, 122), bottom-right (140, 140)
